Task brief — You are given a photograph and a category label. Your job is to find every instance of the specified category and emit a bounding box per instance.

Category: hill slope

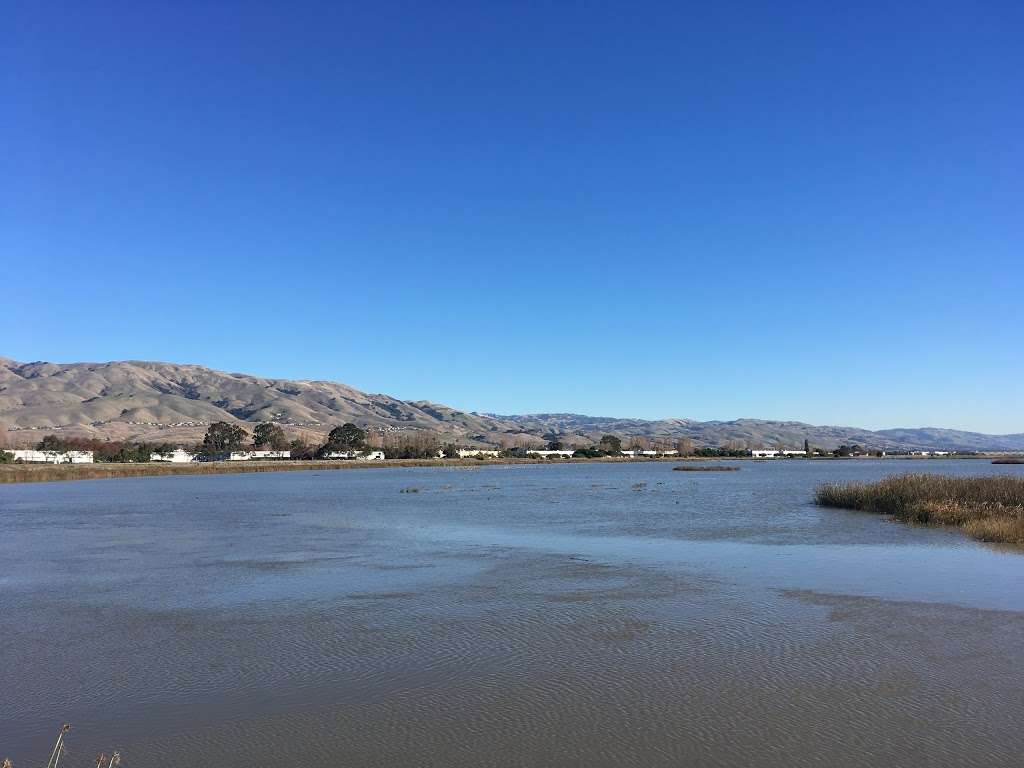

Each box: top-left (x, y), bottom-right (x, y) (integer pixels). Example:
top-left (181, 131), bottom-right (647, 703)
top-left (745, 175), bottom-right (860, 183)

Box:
top-left (0, 358), bottom-right (516, 444)
top-left (1, 357), bottom-right (1021, 451)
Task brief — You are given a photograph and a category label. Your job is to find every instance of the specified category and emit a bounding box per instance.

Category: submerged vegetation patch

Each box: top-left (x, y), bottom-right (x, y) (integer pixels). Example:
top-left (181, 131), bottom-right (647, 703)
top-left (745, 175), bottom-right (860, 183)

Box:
top-left (673, 464), bottom-right (740, 472)
top-left (815, 474), bottom-right (1024, 546)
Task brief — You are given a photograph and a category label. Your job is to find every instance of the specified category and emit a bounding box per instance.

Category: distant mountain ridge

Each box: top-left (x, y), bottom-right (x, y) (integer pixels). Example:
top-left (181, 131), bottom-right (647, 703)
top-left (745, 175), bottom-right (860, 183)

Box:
top-left (1, 357), bottom-right (1022, 452)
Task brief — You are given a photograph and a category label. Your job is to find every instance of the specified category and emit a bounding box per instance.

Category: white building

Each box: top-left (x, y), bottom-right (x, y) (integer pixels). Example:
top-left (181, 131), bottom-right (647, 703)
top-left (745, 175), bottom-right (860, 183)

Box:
top-left (323, 450), bottom-right (385, 461)
top-left (527, 450), bottom-right (575, 458)
top-left (457, 449), bottom-right (500, 458)
top-left (751, 450), bottom-right (780, 458)
top-left (4, 449), bottom-right (94, 464)
top-left (782, 450), bottom-right (807, 456)
top-left (621, 450), bottom-right (680, 457)
top-left (150, 448), bottom-right (195, 463)
top-left (227, 450), bottom-right (291, 461)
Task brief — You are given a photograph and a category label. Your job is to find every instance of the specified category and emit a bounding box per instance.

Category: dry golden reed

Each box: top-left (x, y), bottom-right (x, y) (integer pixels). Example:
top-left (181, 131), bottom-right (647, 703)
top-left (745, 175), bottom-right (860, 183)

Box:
top-left (815, 473), bottom-right (1024, 545)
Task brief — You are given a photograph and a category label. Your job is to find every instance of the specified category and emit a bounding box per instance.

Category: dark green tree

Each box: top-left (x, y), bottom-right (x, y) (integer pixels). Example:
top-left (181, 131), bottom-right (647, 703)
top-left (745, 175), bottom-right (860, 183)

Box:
top-left (200, 421), bottom-right (249, 455)
top-left (253, 422), bottom-right (289, 449)
top-left (598, 434), bottom-right (622, 453)
top-left (322, 423), bottom-right (366, 453)
top-left (289, 438), bottom-right (317, 460)
top-left (37, 434), bottom-right (67, 451)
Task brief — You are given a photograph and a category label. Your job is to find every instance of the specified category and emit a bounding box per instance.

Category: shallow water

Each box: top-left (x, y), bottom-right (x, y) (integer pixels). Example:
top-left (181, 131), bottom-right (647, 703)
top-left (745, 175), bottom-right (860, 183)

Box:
top-left (2, 459), bottom-right (1023, 766)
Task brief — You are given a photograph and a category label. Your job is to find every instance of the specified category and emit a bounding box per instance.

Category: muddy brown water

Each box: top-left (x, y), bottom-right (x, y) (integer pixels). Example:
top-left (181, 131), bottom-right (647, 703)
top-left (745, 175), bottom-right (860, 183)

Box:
top-left (2, 460), bottom-right (1023, 766)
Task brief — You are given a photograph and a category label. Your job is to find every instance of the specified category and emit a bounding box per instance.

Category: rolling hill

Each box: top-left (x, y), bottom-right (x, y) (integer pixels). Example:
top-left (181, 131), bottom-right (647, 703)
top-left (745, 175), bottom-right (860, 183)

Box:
top-left (1, 357), bottom-right (1022, 452)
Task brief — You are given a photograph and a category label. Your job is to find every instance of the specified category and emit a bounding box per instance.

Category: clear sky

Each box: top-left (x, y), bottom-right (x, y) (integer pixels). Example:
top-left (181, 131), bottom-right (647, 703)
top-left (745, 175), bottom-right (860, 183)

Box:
top-left (3, 1), bottom-right (1022, 433)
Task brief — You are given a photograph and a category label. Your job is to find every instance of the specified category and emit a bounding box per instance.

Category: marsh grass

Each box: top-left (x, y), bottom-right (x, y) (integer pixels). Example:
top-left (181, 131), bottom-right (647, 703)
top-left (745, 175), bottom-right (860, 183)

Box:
top-left (673, 465), bottom-right (740, 472)
top-left (815, 474), bottom-right (1024, 545)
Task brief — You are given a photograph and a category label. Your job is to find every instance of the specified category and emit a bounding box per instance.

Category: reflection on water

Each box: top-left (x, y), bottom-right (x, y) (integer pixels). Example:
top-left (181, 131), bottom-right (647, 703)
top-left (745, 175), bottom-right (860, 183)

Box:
top-left (2, 460), bottom-right (1023, 766)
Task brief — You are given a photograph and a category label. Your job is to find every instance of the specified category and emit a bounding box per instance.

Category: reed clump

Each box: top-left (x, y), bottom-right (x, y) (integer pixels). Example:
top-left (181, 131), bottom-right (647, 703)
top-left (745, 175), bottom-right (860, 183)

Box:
top-left (815, 474), bottom-right (1024, 545)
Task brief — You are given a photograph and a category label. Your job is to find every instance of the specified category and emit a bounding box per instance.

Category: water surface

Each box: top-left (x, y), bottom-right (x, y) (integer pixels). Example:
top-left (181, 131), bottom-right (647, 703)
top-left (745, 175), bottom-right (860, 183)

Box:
top-left (2, 460), bottom-right (1023, 766)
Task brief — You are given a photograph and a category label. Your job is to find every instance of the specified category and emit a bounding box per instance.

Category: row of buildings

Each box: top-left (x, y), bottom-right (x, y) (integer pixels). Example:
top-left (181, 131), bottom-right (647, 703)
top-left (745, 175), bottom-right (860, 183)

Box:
top-left (451, 448), bottom-right (683, 459)
top-left (150, 449), bottom-right (387, 462)
top-left (3, 449), bottom-right (95, 464)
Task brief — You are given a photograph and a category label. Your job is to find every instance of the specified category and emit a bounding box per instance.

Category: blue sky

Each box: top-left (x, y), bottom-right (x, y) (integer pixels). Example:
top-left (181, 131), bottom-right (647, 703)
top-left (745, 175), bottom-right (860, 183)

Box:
top-left (3, 1), bottom-right (1022, 432)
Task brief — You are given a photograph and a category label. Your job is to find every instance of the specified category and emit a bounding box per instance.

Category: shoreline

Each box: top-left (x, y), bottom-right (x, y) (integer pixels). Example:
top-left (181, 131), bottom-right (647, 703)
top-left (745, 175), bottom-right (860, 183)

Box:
top-left (0, 453), bottom-right (1005, 485)
top-left (0, 456), bottom-right (671, 484)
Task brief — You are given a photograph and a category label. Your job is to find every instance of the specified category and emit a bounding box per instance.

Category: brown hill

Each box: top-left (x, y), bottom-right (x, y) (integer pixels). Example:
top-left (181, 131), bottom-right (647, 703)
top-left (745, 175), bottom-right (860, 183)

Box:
top-left (2, 357), bottom-right (1022, 452)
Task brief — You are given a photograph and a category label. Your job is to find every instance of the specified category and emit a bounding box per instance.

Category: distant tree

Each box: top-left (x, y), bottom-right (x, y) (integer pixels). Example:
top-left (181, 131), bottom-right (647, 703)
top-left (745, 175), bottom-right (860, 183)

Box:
top-left (200, 421), bottom-right (249, 455)
top-left (694, 445), bottom-right (749, 458)
top-left (629, 436), bottom-right (649, 452)
top-left (441, 443), bottom-right (461, 459)
top-left (323, 423), bottom-right (367, 453)
top-left (382, 430), bottom-right (439, 459)
top-left (37, 434), bottom-right (67, 451)
top-left (289, 438), bottom-right (317, 460)
top-left (804, 439), bottom-right (810, 454)
top-left (546, 438), bottom-right (563, 451)
top-left (677, 437), bottom-right (694, 456)
top-left (253, 422), bottom-right (289, 450)
top-left (598, 434), bottom-right (622, 454)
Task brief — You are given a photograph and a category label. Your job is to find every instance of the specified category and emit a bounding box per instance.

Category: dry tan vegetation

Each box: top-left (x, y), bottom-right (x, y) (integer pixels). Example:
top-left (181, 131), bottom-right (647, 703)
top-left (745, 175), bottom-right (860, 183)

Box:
top-left (672, 464), bottom-right (740, 472)
top-left (815, 473), bottom-right (1024, 545)
top-left (0, 455), bottom-right (668, 484)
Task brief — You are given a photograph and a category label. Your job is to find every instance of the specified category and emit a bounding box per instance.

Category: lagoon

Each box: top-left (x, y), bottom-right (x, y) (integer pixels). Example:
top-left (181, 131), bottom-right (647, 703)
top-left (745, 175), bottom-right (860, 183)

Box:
top-left (2, 460), bottom-right (1023, 766)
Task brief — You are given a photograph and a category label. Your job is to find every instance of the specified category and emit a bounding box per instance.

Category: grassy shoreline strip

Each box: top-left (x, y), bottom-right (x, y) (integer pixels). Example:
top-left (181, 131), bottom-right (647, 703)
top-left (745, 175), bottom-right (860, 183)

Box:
top-left (815, 473), bottom-right (1024, 545)
top-left (672, 465), bottom-right (740, 472)
top-left (0, 456), bottom-right (689, 484)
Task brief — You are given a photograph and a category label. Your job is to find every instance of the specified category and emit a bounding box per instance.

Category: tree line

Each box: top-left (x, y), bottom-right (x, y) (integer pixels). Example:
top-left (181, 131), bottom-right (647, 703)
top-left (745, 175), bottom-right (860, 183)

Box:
top-left (9, 422), bottom-right (848, 464)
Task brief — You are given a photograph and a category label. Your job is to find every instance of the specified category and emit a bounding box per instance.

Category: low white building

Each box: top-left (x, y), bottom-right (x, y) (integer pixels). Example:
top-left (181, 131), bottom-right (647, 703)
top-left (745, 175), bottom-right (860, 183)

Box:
top-left (4, 449), bottom-right (94, 464)
top-left (621, 450), bottom-right (680, 457)
top-left (323, 450), bottom-right (385, 461)
top-left (227, 450), bottom-right (291, 461)
top-left (527, 450), bottom-right (575, 458)
top-left (150, 448), bottom-right (195, 463)
top-left (752, 449), bottom-right (807, 458)
top-left (457, 449), bottom-right (500, 458)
